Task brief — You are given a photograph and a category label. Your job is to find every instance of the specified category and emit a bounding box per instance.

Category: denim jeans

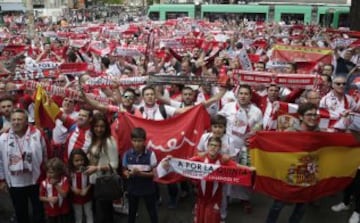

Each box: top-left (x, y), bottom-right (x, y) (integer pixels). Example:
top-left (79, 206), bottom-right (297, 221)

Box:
top-left (266, 199), bottom-right (306, 223)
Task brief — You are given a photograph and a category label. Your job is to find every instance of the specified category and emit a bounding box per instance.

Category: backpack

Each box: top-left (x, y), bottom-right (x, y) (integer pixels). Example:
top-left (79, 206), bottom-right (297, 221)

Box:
top-left (139, 104), bottom-right (167, 120)
top-left (0, 115), bottom-right (4, 130)
top-left (0, 116), bottom-right (3, 131)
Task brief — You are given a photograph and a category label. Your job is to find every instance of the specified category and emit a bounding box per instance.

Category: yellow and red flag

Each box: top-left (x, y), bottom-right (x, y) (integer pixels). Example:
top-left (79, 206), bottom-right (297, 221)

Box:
top-left (34, 85), bottom-right (61, 129)
top-left (250, 131), bottom-right (360, 203)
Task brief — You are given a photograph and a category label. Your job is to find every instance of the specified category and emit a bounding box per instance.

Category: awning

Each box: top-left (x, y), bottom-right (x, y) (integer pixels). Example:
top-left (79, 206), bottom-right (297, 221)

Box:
top-left (0, 3), bottom-right (26, 11)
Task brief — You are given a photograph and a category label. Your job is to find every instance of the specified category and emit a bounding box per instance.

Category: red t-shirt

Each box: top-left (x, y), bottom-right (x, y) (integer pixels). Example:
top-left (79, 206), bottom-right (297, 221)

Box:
top-left (70, 171), bottom-right (92, 204)
top-left (40, 176), bottom-right (71, 217)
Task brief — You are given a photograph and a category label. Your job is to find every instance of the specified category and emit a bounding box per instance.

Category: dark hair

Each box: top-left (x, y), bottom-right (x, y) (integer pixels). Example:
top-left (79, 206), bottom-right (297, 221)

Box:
top-left (323, 63), bottom-right (334, 72)
top-left (320, 74), bottom-right (332, 84)
top-left (67, 51), bottom-right (77, 62)
top-left (256, 61), bottom-right (266, 67)
top-left (131, 127), bottom-right (146, 139)
top-left (182, 86), bottom-right (194, 93)
top-left (90, 113), bottom-right (112, 151)
top-left (211, 115), bottom-right (227, 127)
top-left (236, 42), bottom-right (243, 49)
top-left (11, 108), bottom-right (28, 120)
top-left (101, 57), bottom-right (110, 69)
top-left (0, 95), bottom-right (14, 103)
top-left (142, 86), bottom-right (155, 96)
top-left (68, 149), bottom-right (89, 172)
top-left (207, 136), bottom-right (222, 147)
top-left (267, 84), bottom-right (280, 90)
top-left (287, 62), bottom-right (297, 73)
top-left (297, 103), bottom-right (318, 116)
top-left (238, 84), bottom-right (252, 95)
top-left (46, 157), bottom-right (66, 177)
top-left (80, 106), bottom-right (94, 118)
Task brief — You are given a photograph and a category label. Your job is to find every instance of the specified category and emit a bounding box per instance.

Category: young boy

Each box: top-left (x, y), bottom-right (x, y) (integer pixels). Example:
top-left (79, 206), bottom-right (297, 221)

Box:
top-left (122, 128), bottom-right (158, 223)
top-left (197, 114), bottom-right (238, 158)
top-left (197, 115), bottom-right (239, 223)
top-left (159, 137), bottom-right (249, 223)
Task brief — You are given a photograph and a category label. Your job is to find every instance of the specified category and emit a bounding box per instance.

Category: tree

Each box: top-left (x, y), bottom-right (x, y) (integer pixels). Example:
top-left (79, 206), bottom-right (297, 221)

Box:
top-left (350, 0), bottom-right (360, 31)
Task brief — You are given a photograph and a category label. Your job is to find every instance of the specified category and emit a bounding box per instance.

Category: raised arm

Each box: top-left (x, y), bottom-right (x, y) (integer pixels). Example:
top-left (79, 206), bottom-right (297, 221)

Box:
top-left (202, 87), bottom-right (227, 108)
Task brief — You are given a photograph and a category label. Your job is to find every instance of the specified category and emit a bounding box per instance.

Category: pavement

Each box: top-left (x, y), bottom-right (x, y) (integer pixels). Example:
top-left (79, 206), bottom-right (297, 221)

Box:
top-left (0, 185), bottom-right (353, 223)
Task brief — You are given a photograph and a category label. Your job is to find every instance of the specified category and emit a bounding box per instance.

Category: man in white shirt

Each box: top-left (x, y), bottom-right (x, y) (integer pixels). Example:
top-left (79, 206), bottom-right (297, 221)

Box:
top-left (137, 86), bottom-right (183, 120)
top-left (320, 75), bottom-right (356, 118)
top-left (0, 109), bottom-right (47, 223)
top-left (52, 97), bottom-right (78, 158)
top-left (218, 84), bottom-right (263, 213)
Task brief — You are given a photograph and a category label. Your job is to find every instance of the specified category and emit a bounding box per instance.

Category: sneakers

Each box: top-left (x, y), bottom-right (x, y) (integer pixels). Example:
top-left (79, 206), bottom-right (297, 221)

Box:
top-left (331, 202), bottom-right (350, 212)
top-left (349, 211), bottom-right (360, 223)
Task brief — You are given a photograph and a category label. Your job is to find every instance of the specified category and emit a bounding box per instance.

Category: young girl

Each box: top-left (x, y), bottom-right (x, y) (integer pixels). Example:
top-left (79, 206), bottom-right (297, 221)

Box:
top-left (39, 158), bottom-right (71, 223)
top-left (68, 149), bottom-right (93, 223)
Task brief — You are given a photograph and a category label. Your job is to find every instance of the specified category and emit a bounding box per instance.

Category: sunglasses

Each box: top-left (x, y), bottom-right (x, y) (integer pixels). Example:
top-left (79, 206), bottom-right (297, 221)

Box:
top-left (334, 82), bottom-right (346, 86)
top-left (123, 95), bottom-right (135, 99)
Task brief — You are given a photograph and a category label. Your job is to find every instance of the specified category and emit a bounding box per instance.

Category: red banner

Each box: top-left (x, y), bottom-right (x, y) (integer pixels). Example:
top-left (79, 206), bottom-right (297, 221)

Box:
top-left (111, 105), bottom-right (211, 159)
top-left (233, 69), bottom-right (319, 89)
top-left (271, 44), bottom-right (333, 73)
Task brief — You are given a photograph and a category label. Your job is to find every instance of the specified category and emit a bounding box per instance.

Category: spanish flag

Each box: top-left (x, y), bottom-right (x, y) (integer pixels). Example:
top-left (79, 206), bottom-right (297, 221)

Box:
top-left (250, 131), bottom-right (360, 203)
top-left (34, 86), bottom-right (61, 129)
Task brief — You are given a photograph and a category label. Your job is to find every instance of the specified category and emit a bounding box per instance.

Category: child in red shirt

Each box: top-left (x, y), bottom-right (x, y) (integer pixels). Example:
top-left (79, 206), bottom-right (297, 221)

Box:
top-left (68, 149), bottom-right (93, 223)
top-left (39, 158), bottom-right (71, 223)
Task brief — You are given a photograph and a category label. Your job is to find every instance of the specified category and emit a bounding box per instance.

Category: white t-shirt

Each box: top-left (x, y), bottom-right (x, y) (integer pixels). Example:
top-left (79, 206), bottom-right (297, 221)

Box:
top-left (320, 91), bottom-right (356, 116)
top-left (218, 102), bottom-right (263, 148)
top-left (197, 132), bottom-right (239, 157)
top-left (52, 111), bottom-right (78, 144)
top-left (137, 104), bottom-right (176, 120)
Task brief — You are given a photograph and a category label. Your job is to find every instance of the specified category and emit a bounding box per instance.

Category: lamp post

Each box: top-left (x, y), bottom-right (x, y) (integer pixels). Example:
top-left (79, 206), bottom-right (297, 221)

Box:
top-left (26, 0), bottom-right (35, 40)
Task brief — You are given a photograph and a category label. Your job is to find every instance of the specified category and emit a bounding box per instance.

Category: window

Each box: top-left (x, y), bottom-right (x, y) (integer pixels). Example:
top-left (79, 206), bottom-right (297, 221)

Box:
top-left (338, 13), bottom-right (349, 28)
top-left (203, 12), bottom-right (266, 22)
top-left (281, 13), bottom-right (305, 24)
top-left (165, 12), bottom-right (188, 20)
top-left (148, 11), bottom-right (159, 21)
top-left (320, 13), bottom-right (333, 27)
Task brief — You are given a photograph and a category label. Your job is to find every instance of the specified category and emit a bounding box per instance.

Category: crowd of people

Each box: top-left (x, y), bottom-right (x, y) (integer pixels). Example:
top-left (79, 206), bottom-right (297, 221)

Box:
top-left (1, 11), bottom-right (360, 223)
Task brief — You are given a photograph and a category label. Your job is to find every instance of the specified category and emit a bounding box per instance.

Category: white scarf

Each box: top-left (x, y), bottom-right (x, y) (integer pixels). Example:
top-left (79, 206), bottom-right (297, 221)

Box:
top-left (7, 126), bottom-right (35, 174)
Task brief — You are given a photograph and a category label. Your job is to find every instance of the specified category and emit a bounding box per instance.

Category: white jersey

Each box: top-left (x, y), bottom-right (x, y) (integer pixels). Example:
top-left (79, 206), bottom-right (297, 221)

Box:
top-left (137, 104), bottom-right (176, 120)
top-left (197, 132), bottom-right (239, 157)
top-left (320, 91), bottom-right (356, 116)
top-left (0, 126), bottom-right (46, 187)
top-left (218, 102), bottom-right (263, 148)
top-left (52, 111), bottom-right (78, 144)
